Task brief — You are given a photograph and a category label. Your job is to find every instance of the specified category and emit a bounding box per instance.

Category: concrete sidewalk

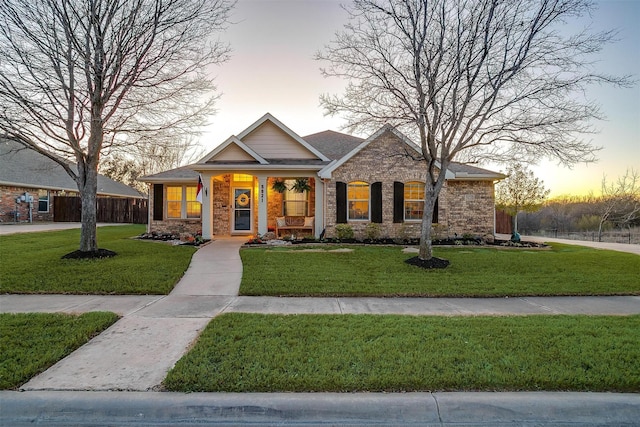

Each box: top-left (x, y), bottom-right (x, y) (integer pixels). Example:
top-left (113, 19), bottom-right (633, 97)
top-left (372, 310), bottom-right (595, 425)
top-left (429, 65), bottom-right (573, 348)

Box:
top-left (4, 294), bottom-right (640, 317)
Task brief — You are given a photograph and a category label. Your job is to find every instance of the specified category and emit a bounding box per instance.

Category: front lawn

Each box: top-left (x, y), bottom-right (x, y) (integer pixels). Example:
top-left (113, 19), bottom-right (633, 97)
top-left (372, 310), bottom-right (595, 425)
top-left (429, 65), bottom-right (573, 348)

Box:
top-left (240, 244), bottom-right (640, 297)
top-left (0, 225), bottom-right (196, 294)
top-left (0, 312), bottom-right (119, 389)
top-left (164, 313), bottom-right (640, 392)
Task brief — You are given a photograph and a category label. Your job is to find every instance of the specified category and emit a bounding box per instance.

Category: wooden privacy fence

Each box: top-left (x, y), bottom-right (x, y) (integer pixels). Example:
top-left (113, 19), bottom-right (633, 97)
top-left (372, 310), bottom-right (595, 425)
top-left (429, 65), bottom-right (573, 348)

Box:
top-left (54, 196), bottom-right (148, 224)
top-left (495, 209), bottom-right (513, 234)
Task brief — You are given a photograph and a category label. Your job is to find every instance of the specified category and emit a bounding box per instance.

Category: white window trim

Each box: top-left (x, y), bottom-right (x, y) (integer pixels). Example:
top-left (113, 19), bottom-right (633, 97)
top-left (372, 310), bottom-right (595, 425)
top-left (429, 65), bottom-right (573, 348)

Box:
top-left (37, 190), bottom-right (49, 213)
top-left (347, 181), bottom-right (370, 222)
top-left (404, 181), bottom-right (425, 222)
top-left (166, 185), bottom-right (201, 220)
top-left (282, 180), bottom-right (309, 216)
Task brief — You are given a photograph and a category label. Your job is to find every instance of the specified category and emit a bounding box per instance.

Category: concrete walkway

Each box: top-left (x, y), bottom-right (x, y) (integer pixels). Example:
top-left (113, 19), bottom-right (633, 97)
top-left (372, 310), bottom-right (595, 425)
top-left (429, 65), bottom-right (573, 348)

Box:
top-left (2, 234), bottom-right (640, 425)
top-left (0, 221), bottom-right (129, 235)
top-left (500, 233), bottom-right (640, 255)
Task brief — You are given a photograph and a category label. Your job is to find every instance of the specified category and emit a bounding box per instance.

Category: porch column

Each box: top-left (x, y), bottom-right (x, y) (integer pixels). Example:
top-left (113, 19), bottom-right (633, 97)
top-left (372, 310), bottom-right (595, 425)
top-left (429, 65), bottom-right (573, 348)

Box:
top-left (314, 177), bottom-right (324, 238)
top-left (201, 173), bottom-right (213, 240)
top-left (257, 174), bottom-right (268, 235)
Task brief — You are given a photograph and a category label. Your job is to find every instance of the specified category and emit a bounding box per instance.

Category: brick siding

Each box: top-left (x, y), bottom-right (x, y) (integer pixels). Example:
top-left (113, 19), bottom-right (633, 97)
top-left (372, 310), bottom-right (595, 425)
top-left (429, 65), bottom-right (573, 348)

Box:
top-left (0, 185), bottom-right (54, 222)
top-left (325, 129), bottom-right (495, 239)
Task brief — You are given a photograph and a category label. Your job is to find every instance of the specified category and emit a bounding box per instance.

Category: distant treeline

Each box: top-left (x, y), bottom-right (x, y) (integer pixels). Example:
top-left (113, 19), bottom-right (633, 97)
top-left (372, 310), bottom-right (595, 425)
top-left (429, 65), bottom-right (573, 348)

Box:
top-left (518, 194), bottom-right (640, 243)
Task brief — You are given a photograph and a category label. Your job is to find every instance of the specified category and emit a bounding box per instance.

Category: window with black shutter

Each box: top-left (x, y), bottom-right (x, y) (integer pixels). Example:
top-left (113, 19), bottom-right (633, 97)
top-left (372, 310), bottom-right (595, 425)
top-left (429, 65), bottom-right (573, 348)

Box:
top-left (371, 182), bottom-right (382, 223)
top-left (393, 181), bottom-right (404, 223)
top-left (336, 181), bottom-right (347, 223)
top-left (153, 184), bottom-right (164, 221)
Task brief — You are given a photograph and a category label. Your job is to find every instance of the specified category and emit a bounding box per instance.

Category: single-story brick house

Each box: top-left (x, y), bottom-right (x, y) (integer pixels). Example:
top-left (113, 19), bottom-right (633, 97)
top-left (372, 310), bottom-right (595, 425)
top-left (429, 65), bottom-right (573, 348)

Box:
top-left (0, 138), bottom-right (144, 223)
top-left (140, 113), bottom-right (505, 240)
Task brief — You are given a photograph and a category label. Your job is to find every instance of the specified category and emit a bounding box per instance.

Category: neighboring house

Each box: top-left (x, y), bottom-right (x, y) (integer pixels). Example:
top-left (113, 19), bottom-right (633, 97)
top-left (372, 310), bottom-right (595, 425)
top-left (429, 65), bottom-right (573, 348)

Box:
top-left (0, 139), bottom-right (144, 223)
top-left (140, 113), bottom-right (505, 240)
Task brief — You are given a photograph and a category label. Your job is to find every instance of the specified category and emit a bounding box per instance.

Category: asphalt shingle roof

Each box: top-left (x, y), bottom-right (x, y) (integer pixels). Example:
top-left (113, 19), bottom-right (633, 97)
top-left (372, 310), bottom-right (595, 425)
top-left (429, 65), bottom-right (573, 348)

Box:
top-left (302, 130), bottom-right (364, 161)
top-left (0, 139), bottom-right (144, 198)
top-left (137, 127), bottom-right (504, 181)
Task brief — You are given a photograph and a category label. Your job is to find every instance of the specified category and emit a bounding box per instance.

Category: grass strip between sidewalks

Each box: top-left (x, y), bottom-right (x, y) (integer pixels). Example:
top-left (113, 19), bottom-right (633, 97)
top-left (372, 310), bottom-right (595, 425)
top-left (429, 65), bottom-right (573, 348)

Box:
top-left (164, 313), bottom-right (640, 393)
top-left (240, 244), bottom-right (640, 297)
top-left (0, 312), bottom-right (119, 389)
top-left (0, 225), bottom-right (196, 294)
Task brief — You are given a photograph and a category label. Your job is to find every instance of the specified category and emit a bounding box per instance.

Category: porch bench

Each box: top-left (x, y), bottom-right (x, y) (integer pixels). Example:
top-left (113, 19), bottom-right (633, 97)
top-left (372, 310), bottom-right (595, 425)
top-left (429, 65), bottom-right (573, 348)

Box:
top-left (275, 216), bottom-right (314, 238)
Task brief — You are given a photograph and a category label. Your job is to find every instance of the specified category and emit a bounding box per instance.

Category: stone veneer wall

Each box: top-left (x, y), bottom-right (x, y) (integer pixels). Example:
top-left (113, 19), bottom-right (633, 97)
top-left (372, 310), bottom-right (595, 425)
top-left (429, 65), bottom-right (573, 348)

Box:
top-left (148, 184), bottom-right (201, 236)
top-left (444, 180), bottom-right (496, 238)
top-left (0, 185), bottom-right (54, 222)
top-left (212, 175), bottom-right (231, 236)
top-left (324, 129), bottom-right (495, 239)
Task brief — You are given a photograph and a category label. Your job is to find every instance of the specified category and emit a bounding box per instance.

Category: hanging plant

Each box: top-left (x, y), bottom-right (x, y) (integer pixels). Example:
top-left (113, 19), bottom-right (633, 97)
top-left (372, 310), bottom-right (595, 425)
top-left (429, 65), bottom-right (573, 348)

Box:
top-left (271, 178), bottom-right (288, 193)
top-left (292, 178), bottom-right (312, 193)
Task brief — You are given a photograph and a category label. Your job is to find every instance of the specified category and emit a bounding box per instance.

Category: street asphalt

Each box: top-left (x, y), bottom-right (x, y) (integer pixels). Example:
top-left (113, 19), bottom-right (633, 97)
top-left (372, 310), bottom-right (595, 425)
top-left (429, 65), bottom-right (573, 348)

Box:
top-left (1, 223), bottom-right (639, 426)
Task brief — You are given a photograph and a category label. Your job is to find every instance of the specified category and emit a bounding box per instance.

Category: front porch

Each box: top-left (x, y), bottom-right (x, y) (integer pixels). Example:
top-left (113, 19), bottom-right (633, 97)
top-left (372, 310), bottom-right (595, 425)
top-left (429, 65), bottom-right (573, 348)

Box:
top-left (200, 172), bottom-right (324, 240)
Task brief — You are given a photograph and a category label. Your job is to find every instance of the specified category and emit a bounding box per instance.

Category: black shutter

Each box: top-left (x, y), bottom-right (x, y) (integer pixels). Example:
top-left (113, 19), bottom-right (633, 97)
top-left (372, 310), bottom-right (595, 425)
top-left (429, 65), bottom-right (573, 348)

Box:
top-left (153, 184), bottom-right (164, 221)
top-left (371, 182), bottom-right (383, 223)
top-left (393, 181), bottom-right (404, 223)
top-left (432, 197), bottom-right (439, 223)
top-left (336, 181), bottom-right (347, 223)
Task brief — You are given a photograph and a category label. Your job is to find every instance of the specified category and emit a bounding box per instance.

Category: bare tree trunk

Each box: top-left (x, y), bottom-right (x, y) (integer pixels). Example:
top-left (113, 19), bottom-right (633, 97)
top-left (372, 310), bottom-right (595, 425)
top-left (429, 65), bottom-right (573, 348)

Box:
top-left (79, 164), bottom-right (98, 252)
top-left (418, 188), bottom-right (437, 260)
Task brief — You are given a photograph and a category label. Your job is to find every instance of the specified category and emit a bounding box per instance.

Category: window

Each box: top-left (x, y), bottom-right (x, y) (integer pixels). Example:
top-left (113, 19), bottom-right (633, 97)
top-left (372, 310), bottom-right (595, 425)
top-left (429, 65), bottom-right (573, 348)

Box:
top-left (404, 182), bottom-right (424, 221)
top-left (348, 181), bottom-right (369, 220)
top-left (233, 174), bottom-right (253, 182)
top-left (185, 186), bottom-right (201, 218)
top-left (166, 185), bottom-right (201, 219)
top-left (283, 180), bottom-right (308, 216)
top-left (38, 190), bottom-right (49, 212)
top-left (166, 186), bottom-right (182, 219)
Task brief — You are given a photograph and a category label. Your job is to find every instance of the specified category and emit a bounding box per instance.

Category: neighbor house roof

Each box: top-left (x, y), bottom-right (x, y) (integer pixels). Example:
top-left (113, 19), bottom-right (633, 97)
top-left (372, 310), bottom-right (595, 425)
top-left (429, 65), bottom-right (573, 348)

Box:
top-left (0, 139), bottom-right (144, 198)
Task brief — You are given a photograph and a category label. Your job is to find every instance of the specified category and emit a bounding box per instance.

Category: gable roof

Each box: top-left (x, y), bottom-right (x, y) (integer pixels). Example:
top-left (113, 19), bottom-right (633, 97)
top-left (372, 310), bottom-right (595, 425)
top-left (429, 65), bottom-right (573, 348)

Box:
top-left (317, 125), bottom-right (435, 179)
top-left (317, 125), bottom-right (504, 181)
top-left (196, 113), bottom-right (330, 168)
top-left (0, 139), bottom-right (144, 198)
top-left (198, 136), bottom-right (268, 164)
top-left (303, 130), bottom-right (364, 161)
top-left (138, 115), bottom-right (505, 182)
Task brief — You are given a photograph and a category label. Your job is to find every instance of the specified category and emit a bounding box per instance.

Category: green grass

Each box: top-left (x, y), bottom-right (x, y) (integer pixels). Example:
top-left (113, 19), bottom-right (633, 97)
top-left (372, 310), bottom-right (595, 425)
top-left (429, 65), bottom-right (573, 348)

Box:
top-left (240, 244), bottom-right (640, 297)
top-left (0, 312), bottom-right (119, 389)
top-left (164, 313), bottom-right (640, 393)
top-left (0, 225), bottom-right (196, 294)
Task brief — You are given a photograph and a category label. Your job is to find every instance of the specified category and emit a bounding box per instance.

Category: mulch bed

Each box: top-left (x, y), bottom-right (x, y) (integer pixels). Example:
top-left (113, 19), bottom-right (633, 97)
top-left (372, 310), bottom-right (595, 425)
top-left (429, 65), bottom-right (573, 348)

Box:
top-left (61, 249), bottom-right (117, 259)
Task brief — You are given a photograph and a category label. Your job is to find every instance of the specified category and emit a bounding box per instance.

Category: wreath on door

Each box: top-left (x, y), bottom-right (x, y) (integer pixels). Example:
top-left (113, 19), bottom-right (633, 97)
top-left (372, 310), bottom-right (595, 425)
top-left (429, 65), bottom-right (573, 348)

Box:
top-left (236, 193), bottom-right (250, 207)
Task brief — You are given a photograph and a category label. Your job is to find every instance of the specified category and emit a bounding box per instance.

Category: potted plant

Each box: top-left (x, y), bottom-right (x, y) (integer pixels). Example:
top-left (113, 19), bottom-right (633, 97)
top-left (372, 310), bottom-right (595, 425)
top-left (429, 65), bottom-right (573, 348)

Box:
top-left (292, 178), bottom-right (311, 193)
top-left (271, 178), bottom-right (288, 193)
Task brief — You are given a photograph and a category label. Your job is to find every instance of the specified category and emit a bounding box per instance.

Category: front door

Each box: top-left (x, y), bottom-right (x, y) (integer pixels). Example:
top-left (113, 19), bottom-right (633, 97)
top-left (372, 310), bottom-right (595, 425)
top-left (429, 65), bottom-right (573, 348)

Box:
top-left (233, 187), bottom-right (252, 233)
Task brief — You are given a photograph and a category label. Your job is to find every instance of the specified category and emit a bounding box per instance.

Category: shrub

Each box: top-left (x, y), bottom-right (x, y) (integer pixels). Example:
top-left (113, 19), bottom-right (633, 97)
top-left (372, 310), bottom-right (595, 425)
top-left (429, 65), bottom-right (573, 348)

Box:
top-left (364, 223), bottom-right (381, 240)
top-left (335, 224), bottom-right (354, 240)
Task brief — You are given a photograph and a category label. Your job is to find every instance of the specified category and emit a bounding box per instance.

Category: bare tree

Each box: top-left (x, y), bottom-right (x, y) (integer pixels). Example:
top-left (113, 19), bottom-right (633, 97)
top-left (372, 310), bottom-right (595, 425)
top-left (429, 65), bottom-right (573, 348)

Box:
top-left (0, 0), bottom-right (232, 255)
top-left (318, 0), bottom-right (628, 265)
top-left (597, 169), bottom-right (640, 241)
top-left (495, 163), bottom-right (550, 234)
top-left (100, 134), bottom-right (205, 193)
